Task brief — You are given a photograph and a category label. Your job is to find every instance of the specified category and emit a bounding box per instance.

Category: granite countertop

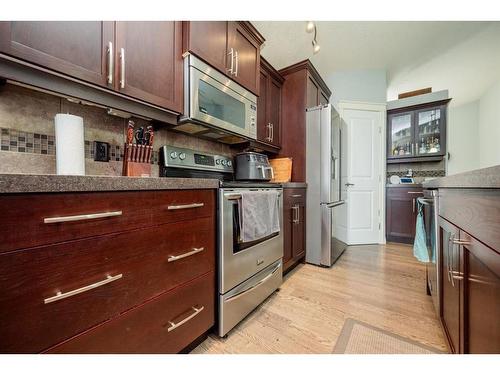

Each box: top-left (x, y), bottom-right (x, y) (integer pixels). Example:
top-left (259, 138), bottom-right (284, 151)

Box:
top-left (422, 165), bottom-right (500, 189)
top-left (0, 174), bottom-right (220, 194)
top-left (282, 182), bottom-right (307, 188)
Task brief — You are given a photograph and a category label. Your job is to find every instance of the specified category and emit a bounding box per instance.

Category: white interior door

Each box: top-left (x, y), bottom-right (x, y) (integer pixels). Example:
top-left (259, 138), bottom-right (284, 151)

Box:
top-left (342, 105), bottom-right (384, 245)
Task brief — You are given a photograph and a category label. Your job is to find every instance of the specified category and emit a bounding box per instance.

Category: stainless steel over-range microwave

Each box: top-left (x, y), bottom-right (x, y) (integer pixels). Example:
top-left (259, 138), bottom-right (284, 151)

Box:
top-left (176, 54), bottom-right (257, 143)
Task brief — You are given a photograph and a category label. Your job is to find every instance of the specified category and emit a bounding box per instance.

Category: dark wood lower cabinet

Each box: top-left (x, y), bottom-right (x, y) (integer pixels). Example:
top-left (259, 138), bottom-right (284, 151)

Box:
top-left (386, 186), bottom-right (423, 244)
top-left (437, 188), bottom-right (500, 354)
top-left (46, 271), bottom-right (215, 354)
top-left (439, 218), bottom-right (461, 353)
top-left (283, 187), bottom-right (306, 273)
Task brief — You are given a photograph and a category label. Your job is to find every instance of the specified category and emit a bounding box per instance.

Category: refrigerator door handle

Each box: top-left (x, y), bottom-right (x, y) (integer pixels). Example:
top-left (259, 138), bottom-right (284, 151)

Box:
top-left (326, 200), bottom-right (345, 208)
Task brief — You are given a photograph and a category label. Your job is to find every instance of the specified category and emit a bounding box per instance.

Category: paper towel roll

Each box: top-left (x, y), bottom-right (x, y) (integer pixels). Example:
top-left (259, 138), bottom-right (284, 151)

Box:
top-left (55, 114), bottom-right (85, 176)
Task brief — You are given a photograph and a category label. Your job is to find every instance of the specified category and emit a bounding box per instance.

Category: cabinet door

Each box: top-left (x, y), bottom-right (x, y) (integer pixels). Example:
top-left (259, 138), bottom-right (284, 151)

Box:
top-left (306, 74), bottom-right (319, 108)
top-left (227, 22), bottom-right (260, 95)
top-left (257, 69), bottom-right (270, 143)
top-left (460, 232), bottom-right (500, 354)
top-left (283, 204), bottom-right (294, 268)
top-left (292, 203), bottom-right (306, 259)
top-left (387, 111), bottom-right (416, 158)
top-left (386, 189), bottom-right (420, 243)
top-left (183, 21), bottom-right (227, 74)
top-left (0, 21), bottom-right (113, 87)
top-left (268, 77), bottom-right (282, 147)
top-left (415, 105), bottom-right (446, 157)
top-left (115, 21), bottom-right (183, 112)
top-left (439, 218), bottom-right (461, 353)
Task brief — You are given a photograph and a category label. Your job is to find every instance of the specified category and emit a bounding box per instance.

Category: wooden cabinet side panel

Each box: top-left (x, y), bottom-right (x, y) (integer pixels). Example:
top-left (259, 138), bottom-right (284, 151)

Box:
top-left (278, 70), bottom-right (307, 182)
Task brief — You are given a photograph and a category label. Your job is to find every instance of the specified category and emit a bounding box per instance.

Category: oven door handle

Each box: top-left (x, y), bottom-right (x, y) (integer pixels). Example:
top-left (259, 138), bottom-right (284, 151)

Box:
top-left (225, 263), bottom-right (281, 303)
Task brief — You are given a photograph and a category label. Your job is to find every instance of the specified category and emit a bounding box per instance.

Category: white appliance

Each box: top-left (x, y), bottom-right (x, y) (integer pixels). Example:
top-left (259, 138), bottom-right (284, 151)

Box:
top-left (305, 104), bottom-right (346, 267)
top-left (176, 54), bottom-right (257, 144)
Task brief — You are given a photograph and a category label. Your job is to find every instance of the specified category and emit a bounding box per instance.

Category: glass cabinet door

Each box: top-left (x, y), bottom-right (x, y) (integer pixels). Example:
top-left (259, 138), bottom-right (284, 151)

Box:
top-left (415, 106), bottom-right (445, 156)
top-left (388, 112), bottom-right (415, 157)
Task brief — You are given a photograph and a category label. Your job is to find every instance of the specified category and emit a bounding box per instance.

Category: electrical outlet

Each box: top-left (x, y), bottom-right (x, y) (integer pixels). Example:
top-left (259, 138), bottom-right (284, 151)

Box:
top-left (94, 141), bottom-right (110, 162)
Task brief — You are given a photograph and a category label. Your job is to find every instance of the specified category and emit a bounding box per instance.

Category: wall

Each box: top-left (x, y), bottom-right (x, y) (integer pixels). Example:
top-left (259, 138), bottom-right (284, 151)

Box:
top-left (447, 101), bottom-right (480, 175)
top-left (0, 83), bottom-right (232, 176)
top-left (478, 79), bottom-right (500, 168)
top-left (325, 69), bottom-right (387, 108)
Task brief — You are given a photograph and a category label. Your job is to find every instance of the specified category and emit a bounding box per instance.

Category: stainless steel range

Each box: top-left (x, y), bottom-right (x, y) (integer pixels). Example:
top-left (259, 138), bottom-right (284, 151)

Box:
top-left (160, 145), bottom-right (283, 337)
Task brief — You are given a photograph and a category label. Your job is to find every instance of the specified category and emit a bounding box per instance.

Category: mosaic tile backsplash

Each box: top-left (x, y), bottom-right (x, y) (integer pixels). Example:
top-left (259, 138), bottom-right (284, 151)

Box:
top-left (0, 83), bottom-right (231, 176)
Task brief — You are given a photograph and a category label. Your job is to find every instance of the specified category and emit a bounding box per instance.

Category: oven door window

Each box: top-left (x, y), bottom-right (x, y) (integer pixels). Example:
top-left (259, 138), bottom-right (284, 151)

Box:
top-left (198, 80), bottom-right (246, 129)
top-left (232, 202), bottom-right (278, 254)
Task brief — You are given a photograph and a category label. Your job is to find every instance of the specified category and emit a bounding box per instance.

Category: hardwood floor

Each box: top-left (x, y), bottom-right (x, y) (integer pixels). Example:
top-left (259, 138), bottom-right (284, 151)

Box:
top-left (191, 243), bottom-right (448, 354)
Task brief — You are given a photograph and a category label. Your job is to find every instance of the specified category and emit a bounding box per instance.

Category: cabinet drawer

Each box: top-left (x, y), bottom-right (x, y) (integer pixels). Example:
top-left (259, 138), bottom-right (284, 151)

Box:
top-left (0, 189), bottom-right (215, 253)
top-left (0, 217), bottom-right (215, 353)
top-left (386, 186), bottom-right (423, 197)
top-left (284, 188), bottom-right (306, 206)
top-left (46, 271), bottom-right (215, 353)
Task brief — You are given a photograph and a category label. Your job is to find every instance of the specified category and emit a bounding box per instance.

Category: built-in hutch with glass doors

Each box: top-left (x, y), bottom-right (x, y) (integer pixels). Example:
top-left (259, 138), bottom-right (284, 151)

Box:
top-left (387, 99), bottom-right (450, 163)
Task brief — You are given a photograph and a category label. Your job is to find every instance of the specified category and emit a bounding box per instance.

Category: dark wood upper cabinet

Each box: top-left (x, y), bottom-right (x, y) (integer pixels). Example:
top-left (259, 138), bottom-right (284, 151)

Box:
top-left (0, 21), bottom-right (114, 87)
top-left (439, 217), bottom-right (461, 354)
top-left (183, 21), bottom-right (264, 96)
top-left (386, 186), bottom-right (422, 244)
top-left (227, 22), bottom-right (261, 95)
top-left (256, 58), bottom-right (283, 149)
top-left (387, 100), bottom-right (449, 163)
top-left (279, 60), bottom-right (331, 182)
top-left (182, 21), bottom-right (227, 74)
top-left (114, 21), bottom-right (183, 112)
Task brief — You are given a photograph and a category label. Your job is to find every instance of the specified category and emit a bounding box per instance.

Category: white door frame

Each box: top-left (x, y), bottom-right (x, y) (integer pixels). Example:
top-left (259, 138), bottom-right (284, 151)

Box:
top-left (338, 100), bottom-right (387, 244)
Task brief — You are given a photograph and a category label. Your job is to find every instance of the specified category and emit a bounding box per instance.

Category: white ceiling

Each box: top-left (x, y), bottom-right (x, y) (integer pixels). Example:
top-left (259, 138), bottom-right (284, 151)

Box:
top-left (253, 21), bottom-right (500, 106)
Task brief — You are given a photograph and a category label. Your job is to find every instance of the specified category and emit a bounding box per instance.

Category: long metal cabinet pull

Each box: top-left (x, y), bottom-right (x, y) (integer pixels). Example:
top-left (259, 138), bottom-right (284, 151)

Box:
top-left (407, 191), bottom-right (423, 194)
top-left (168, 247), bottom-right (204, 262)
top-left (412, 198), bottom-right (416, 213)
top-left (107, 42), bottom-right (114, 85)
top-left (447, 235), bottom-right (453, 283)
top-left (225, 264), bottom-right (281, 303)
top-left (120, 47), bottom-right (126, 89)
top-left (44, 274), bottom-right (123, 304)
top-left (167, 203), bottom-right (204, 210)
top-left (44, 210), bottom-right (122, 224)
top-left (270, 123), bottom-right (274, 142)
top-left (234, 50), bottom-right (238, 77)
top-left (227, 48), bottom-right (234, 75)
top-left (167, 306), bottom-right (204, 332)
top-left (290, 194), bottom-right (302, 198)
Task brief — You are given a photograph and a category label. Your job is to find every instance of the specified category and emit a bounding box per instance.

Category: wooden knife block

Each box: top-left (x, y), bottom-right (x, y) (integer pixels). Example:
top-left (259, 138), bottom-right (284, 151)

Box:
top-left (122, 143), bottom-right (153, 177)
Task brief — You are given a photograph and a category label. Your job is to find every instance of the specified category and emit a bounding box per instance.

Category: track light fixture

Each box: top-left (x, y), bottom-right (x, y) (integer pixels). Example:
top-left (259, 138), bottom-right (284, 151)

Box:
top-left (306, 21), bottom-right (320, 55)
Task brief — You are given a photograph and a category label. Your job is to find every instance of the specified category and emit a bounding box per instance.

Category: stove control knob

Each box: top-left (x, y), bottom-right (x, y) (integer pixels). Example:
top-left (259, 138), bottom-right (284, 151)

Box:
top-left (170, 151), bottom-right (178, 159)
top-left (221, 160), bottom-right (227, 166)
top-left (227, 160), bottom-right (232, 167)
top-left (179, 152), bottom-right (186, 160)
top-left (216, 159), bottom-right (221, 165)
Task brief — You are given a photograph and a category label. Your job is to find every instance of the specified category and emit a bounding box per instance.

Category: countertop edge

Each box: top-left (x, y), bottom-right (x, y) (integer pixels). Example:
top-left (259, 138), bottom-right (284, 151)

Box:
top-left (422, 165), bottom-right (500, 189)
top-left (0, 174), bottom-right (220, 194)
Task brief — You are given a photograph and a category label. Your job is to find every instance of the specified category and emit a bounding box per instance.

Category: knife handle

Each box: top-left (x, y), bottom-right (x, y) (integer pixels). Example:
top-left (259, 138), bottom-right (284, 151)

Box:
top-left (126, 120), bottom-right (135, 144)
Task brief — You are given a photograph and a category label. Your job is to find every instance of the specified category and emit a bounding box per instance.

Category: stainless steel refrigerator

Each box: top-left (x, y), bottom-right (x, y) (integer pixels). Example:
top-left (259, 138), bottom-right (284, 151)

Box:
top-left (305, 104), bottom-right (347, 267)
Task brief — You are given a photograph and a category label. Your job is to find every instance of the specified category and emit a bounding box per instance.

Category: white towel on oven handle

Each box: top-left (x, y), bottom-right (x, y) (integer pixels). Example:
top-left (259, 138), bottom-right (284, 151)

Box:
top-left (238, 190), bottom-right (280, 243)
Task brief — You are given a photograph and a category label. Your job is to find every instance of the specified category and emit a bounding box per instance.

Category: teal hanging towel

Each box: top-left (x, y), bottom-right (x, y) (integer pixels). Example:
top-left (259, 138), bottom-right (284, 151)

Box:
top-left (413, 198), bottom-right (430, 263)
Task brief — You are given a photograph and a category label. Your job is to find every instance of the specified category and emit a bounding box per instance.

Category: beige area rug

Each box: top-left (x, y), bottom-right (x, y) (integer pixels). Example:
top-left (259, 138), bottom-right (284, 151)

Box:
top-left (333, 319), bottom-right (444, 354)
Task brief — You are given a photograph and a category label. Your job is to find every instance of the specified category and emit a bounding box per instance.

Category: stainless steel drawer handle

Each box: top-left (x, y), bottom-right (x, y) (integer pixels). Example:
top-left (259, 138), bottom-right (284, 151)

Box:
top-left (44, 210), bottom-right (123, 224)
top-left (167, 203), bottom-right (204, 210)
top-left (107, 41), bottom-right (114, 85)
top-left (225, 263), bottom-right (281, 303)
top-left (452, 239), bottom-right (471, 245)
top-left (290, 194), bottom-right (302, 198)
top-left (167, 306), bottom-right (204, 333)
top-left (407, 191), bottom-right (423, 194)
top-left (168, 247), bottom-right (204, 262)
top-left (44, 274), bottom-right (123, 304)
top-left (119, 47), bottom-right (126, 89)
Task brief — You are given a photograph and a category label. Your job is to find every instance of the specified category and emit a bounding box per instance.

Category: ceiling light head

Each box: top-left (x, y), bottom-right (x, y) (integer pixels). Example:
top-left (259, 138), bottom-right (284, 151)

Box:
top-left (306, 21), bottom-right (315, 33)
top-left (312, 41), bottom-right (321, 54)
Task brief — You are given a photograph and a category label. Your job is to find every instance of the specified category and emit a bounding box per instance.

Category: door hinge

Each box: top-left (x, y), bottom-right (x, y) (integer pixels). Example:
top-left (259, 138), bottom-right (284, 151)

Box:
top-left (378, 209), bottom-right (381, 217)
top-left (378, 127), bottom-right (382, 134)
top-left (379, 223), bottom-right (381, 230)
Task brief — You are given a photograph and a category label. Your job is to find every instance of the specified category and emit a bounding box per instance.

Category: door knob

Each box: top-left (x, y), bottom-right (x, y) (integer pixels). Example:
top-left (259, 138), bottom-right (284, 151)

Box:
top-left (345, 183), bottom-right (355, 187)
